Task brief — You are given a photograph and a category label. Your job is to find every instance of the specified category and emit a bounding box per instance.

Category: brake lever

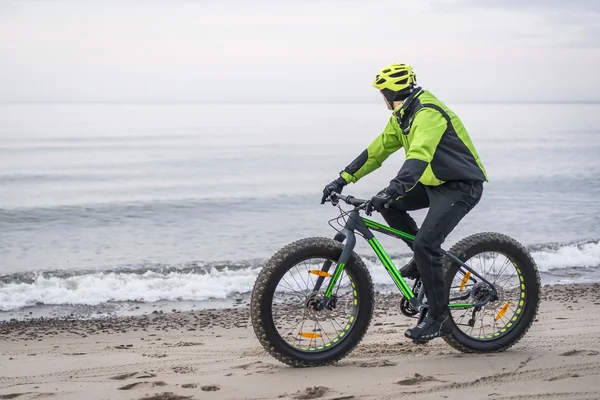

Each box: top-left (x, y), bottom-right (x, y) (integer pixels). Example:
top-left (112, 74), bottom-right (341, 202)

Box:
top-left (327, 194), bottom-right (339, 206)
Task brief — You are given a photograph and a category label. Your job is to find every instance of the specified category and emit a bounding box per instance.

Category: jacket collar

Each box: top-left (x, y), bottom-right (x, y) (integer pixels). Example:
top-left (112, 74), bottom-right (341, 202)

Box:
top-left (393, 86), bottom-right (424, 118)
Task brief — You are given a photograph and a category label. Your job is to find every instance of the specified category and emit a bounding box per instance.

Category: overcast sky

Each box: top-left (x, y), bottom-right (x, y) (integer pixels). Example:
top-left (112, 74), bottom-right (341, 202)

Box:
top-left (1, 0), bottom-right (599, 102)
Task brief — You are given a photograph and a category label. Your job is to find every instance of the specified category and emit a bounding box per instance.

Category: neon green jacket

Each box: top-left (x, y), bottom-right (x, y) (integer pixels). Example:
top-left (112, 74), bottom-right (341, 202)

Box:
top-left (340, 88), bottom-right (487, 197)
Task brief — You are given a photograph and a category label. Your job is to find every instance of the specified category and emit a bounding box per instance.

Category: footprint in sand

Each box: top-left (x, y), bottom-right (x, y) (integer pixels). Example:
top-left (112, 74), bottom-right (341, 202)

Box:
top-left (544, 373), bottom-right (581, 381)
top-left (239, 347), bottom-right (267, 357)
top-left (114, 344), bottom-right (134, 349)
top-left (233, 361), bottom-right (279, 375)
top-left (396, 373), bottom-right (442, 386)
top-left (181, 384), bottom-right (197, 389)
top-left (560, 350), bottom-right (599, 356)
top-left (137, 393), bottom-right (192, 400)
top-left (111, 372), bottom-right (157, 380)
top-left (165, 341), bottom-right (203, 347)
top-left (143, 353), bottom-right (168, 358)
top-left (289, 386), bottom-right (330, 399)
top-left (0, 394), bottom-right (31, 399)
top-left (0, 393), bottom-right (59, 399)
top-left (172, 366), bottom-right (196, 374)
top-left (201, 385), bottom-right (220, 392)
top-left (119, 381), bottom-right (167, 390)
top-left (358, 359), bottom-right (397, 368)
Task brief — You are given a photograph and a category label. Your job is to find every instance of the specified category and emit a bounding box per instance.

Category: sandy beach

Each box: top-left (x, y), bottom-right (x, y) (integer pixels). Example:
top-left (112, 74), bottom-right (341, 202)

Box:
top-left (1, 283), bottom-right (599, 400)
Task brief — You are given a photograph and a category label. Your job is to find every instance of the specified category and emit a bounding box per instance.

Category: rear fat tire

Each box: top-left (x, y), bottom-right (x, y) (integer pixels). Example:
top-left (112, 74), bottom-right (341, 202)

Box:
top-left (443, 232), bottom-right (541, 353)
top-left (251, 237), bottom-right (374, 367)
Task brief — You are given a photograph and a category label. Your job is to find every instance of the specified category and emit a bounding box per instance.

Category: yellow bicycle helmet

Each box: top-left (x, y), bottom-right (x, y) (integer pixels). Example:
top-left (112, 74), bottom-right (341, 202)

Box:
top-left (373, 64), bottom-right (417, 104)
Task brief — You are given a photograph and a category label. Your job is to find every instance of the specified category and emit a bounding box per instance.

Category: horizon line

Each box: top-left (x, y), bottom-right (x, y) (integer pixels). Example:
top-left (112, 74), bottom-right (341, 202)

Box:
top-left (1, 100), bottom-right (600, 105)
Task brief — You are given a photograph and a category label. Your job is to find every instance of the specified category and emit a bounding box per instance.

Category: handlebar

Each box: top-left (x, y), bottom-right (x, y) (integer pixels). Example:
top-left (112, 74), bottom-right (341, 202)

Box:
top-left (327, 192), bottom-right (392, 212)
top-left (328, 192), bottom-right (369, 208)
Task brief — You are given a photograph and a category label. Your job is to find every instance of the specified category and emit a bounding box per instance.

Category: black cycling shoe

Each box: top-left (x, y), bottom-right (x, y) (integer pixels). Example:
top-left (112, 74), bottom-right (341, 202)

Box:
top-left (404, 313), bottom-right (452, 341)
top-left (399, 258), bottom-right (420, 279)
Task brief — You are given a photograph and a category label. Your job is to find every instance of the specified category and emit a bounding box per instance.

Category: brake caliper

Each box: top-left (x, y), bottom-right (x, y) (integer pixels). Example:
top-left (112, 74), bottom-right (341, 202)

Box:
top-left (326, 295), bottom-right (338, 310)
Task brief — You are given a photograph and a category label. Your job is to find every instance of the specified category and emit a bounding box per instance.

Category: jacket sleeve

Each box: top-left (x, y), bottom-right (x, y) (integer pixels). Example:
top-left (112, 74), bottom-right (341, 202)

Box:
top-left (340, 116), bottom-right (403, 184)
top-left (387, 108), bottom-right (447, 198)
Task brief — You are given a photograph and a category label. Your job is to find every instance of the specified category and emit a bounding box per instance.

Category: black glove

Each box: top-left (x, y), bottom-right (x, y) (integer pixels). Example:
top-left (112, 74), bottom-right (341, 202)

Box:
top-left (321, 176), bottom-right (347, 204)
top-left (365, 190), bottom-right (393, 215)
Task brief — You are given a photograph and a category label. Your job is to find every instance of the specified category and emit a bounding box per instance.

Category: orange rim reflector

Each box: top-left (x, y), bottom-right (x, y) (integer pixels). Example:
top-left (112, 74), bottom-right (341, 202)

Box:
top-left (298, 332), bottom-right (322, 339)
top-left (495, 302), bottom-right (511, 321)
top-left (460, 271), bottom-right (471, 291)
top-left (309, 270), bottom-right (332, 277)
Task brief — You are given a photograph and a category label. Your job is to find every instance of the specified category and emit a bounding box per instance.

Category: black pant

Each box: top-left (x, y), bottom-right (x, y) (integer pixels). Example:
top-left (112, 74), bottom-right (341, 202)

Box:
top-left (380, 180), bottom-right (483, 317)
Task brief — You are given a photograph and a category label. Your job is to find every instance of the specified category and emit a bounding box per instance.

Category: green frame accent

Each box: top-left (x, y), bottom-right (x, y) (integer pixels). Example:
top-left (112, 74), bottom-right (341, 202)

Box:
top-left (448, 303), bottom-right (473, 309)
top-left (368, 237), bottom-right (414, 300)
top-left (324, 263), bottom-right (345, 297)
top-left (363, 218), bottom-right (416, 241)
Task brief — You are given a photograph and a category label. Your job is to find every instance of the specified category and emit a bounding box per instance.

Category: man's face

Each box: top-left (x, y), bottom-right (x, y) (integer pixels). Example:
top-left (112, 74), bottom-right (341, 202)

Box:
top-left (381, 92), bottom-right (393, 110)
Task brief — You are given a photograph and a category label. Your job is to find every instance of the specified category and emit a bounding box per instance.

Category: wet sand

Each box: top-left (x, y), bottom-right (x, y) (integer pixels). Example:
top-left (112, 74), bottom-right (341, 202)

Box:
top-left (1, 283), bottom-right (600, 400)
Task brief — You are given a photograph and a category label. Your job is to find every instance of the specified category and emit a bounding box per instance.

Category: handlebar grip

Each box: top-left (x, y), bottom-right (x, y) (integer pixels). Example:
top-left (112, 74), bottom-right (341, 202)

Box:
top-left (328, 192), bottom-right (368, 207)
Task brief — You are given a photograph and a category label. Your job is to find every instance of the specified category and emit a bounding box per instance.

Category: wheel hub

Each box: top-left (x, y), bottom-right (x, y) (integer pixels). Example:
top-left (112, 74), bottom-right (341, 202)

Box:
top-left (305, 293), bottom-right (337, 321)
top-left (471, 282), bottom-right (492, 303)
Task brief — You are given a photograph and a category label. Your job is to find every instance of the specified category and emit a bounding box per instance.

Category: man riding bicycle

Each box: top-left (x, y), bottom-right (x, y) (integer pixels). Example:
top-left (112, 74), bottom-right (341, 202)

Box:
top-left (321, 63), bottom-right (488, 341)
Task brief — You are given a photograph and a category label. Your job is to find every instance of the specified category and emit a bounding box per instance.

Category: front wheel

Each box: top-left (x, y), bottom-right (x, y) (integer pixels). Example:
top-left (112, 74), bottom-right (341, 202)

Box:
top-left (250, 237), bottom-right (374, 367)
top-left (443, 232), bottom-right (541, 353)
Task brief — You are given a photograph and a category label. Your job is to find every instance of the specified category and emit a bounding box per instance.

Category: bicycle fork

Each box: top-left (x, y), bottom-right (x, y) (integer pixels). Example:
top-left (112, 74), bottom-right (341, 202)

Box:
top-left (310, 232), bottom-right (346, 296)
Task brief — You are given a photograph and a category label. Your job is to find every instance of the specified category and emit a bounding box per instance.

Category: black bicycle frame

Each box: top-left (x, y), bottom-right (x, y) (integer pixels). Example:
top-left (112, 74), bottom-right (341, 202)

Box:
top-left (313, 203), bottom-right (497, 312)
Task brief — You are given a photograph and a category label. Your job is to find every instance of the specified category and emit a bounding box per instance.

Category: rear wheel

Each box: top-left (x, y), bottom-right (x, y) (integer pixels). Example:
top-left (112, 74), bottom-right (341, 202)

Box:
top-left (251, 237), bottom-right (374, 367)
top-left (443, 232), bottom-right (540, 353)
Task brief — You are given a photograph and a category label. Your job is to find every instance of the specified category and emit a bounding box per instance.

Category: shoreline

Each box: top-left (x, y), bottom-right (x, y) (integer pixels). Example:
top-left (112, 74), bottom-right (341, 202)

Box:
top-left (2, 279), bottom-right (599, 324)
top-left (0, 283), bottom-right (599, 399)
top-left (1, 282), bottom-right (598, 334)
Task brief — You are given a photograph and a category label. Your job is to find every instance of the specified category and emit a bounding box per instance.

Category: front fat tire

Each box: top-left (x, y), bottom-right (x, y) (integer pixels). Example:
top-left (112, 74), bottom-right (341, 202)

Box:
top-left (250, 237), bottom-right (374, 367)
top-left (443, 232), bottom-right (541, 353)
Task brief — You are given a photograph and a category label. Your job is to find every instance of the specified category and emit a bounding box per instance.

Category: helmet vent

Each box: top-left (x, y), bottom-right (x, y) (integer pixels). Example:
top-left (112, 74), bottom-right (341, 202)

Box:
top-left (389, 71), bottom-right (408, 78)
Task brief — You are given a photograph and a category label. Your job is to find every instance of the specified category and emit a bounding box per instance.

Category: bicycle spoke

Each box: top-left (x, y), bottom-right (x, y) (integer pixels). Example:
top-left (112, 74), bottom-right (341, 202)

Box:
top-left (492, 253), bottom-right (498, 280)
top-left (490, 309), bottom-right (498, 333)
top-left (294, 316), bottom-right (308, 347)
top-left (494, 259), bottom-right (513, 284)
top-left (294, 264), bottom-right (310, 292)
top-left (280, 277), bottom-right (306, 301)
top-left (334, 271), bottom-right (348, 296)
top-left (497, 271), bottom-right (518, 289)
top-left (487, 252), bottom-right (499, 281)
top-left (288, 269), bottom-right (308, 296)
top-left (322, 308), bottom-right (349, 332)
top-left (273, 305), bottom-right (303, 329)
top-left (479, 306), bottom-right (486, 337)
top-left (308, 321), bottom-right (316, 349)
top-left (479, 253), bottom-right (487, 279)
top-left (285, 314), bottom-right (308, 346)
top-left (302, 260), bottom-right (315, 290)
top-left (313, 313), bottom-right (333, 346)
